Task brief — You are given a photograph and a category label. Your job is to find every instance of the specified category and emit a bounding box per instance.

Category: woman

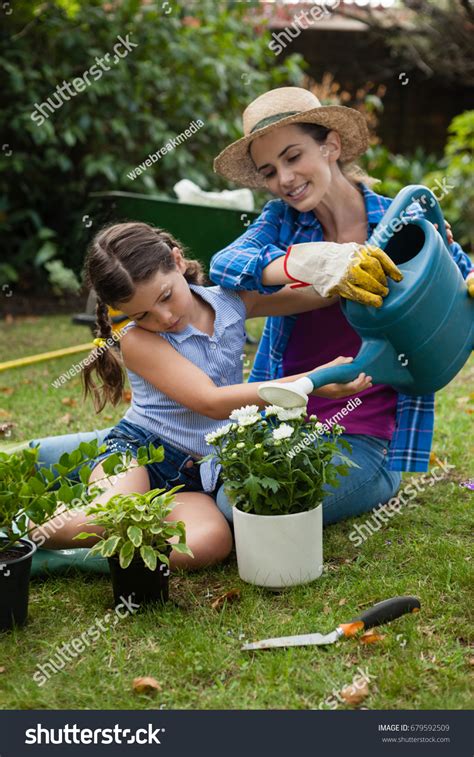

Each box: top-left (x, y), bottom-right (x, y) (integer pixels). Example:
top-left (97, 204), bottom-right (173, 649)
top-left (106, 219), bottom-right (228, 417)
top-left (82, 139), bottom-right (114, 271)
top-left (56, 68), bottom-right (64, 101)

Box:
top-left (209, 86), bottom-right (474, 525)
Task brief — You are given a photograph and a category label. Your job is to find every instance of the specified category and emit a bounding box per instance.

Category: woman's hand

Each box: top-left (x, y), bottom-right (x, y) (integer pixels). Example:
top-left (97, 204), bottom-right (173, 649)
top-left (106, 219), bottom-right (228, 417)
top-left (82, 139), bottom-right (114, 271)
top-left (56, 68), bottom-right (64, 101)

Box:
top-left (434, 220), bottom-right (454, 245)
top-left (284, 241), bottom-right (402, 309)
top-left (311, 356), bottom-right (373, 399)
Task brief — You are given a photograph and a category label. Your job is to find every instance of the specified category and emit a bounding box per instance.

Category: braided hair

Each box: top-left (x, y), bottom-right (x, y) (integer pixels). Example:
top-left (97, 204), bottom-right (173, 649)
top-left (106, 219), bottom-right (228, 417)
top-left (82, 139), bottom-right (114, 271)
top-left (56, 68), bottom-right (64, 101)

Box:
top-left (82, 222), bottom-right (207, 412)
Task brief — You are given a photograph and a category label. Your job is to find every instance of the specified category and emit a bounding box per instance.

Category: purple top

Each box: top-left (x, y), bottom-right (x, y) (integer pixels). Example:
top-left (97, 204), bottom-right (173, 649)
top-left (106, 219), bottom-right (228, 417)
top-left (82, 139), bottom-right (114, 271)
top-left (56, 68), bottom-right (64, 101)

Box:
top-left (282, 301), bottom-right (398, 439)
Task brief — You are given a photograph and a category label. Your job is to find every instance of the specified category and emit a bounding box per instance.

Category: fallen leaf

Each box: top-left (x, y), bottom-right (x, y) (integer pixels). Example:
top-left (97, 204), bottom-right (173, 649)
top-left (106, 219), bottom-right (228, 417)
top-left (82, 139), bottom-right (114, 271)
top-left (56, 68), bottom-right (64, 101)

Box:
top-left (338, 598), bottom-right (347, 607)
top-left (61, 397), bottom-right (77, 407)
top-left (132, 676), bottom-right (162, 695)
top-left (0, 422), bottom-right (15, 437)
top-left (103, 414), bottom-right (113, 421)
top-left (429, 451), bottom-right (442, 465)
top-left (359, 630), bottom-right (386, 645)
top-left (341, 680), bottom-right (369, 706)
top-left (323, 604), bottom-right (331, 614)
top-left (0, 409), bottom-right (12, 419)
top-left (0, 387), bottom-right (14, 396)
top-left (211, 589), bottom-right (241, 610)
top-left (58, 413), bottom-right (73, 426)
top-left (456, 396), bottom-right (470, 407)
top-left (468, 657), bottom-right (474, 668)
top-left (0, 666), bottom-right (5, 673)
top-left (122, 390), bottom-right (132, 402)
top-left (465, 409), bottom-right (474, 415)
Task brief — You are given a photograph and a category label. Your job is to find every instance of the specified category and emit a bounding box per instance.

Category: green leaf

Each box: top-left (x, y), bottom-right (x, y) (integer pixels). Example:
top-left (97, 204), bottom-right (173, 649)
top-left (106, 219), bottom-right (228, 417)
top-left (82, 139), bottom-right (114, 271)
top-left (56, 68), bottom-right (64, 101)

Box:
top-left (79, 466), bottom-right (91, 485)
top-left (101, 535), bottom-right (122, 557)
top-left (140, 545), bottom-right (157, 571)
top-left (119, 541), bottom-right (135, 569)
top-left (171, 542), bottom-right (194, 557)
top-left (127, 525), bottom-right (143, 548)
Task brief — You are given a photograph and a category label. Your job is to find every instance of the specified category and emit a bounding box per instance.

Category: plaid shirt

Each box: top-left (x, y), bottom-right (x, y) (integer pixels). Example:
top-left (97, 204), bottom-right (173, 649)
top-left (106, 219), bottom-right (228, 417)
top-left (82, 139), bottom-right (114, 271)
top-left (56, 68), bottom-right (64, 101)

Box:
top-left (209, 183), bottom-right (473, 472)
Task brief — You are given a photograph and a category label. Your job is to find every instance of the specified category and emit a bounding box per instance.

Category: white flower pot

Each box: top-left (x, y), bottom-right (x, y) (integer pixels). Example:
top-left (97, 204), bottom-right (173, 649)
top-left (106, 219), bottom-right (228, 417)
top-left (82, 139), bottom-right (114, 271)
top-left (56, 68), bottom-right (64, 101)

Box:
top-left (233, 504), bottom-right (323, 589)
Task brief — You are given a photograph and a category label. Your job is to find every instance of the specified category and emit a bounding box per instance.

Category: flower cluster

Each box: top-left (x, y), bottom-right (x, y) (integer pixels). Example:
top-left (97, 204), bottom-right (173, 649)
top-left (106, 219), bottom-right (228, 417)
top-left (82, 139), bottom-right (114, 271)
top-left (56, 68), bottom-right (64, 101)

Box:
top-left (202, 404), bottom-right (356, 516)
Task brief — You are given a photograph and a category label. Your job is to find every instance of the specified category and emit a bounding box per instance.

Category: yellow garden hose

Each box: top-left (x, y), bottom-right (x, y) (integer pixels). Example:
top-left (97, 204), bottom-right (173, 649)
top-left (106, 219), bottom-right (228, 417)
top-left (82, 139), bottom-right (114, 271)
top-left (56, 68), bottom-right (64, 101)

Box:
top-left (0, 343), bottom-right (93, 373)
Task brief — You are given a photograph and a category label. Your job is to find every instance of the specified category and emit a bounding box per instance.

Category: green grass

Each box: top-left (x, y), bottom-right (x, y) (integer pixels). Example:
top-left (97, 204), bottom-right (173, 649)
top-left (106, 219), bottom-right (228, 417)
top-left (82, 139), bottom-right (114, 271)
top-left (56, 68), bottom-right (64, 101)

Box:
top-left (0, 315), bottom-right (473, 710)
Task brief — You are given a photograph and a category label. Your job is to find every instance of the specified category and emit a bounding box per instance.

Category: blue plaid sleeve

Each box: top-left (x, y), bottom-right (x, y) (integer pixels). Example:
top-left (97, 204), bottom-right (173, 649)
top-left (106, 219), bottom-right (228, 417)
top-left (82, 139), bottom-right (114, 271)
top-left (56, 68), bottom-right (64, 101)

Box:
top-left (209, 200), bottom-right (287, 294)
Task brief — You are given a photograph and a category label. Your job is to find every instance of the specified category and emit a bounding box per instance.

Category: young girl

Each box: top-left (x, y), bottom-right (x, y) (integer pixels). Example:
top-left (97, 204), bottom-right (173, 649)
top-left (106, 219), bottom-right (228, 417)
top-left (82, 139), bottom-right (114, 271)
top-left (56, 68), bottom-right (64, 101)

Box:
top-left (31, 222), bottom-right (372, 570)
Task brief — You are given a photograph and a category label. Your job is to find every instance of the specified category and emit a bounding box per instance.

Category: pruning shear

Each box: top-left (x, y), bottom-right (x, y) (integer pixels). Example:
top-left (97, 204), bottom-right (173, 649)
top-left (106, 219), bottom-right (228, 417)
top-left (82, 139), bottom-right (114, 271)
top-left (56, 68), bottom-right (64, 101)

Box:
top-left (241, 596), bottom-right (420, 651)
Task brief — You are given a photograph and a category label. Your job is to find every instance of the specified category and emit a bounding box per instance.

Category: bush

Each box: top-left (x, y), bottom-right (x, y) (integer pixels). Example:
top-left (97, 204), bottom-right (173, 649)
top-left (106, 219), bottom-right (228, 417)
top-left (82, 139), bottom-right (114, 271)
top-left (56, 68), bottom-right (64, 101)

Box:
top-left (0, 0), bottom-right (305, 292)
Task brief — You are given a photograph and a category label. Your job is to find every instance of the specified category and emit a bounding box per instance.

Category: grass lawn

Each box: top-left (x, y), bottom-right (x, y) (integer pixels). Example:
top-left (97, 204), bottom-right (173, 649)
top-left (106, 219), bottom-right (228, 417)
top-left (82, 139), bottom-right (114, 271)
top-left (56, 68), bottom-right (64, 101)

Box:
top-left (0, 314), bottom-right (472, 710)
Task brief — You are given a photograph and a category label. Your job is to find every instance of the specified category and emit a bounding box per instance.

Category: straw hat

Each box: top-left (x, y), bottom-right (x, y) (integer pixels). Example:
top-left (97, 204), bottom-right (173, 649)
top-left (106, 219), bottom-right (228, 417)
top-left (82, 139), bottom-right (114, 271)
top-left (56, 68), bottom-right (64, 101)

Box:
top-left (213, 87), bottom-right (369, 188)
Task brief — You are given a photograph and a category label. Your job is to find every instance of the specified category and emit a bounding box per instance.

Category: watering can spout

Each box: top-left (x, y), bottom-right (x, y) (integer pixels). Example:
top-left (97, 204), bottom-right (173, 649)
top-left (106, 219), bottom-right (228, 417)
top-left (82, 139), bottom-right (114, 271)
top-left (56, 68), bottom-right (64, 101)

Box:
top-left (258, 340), bottom-right (407, 408)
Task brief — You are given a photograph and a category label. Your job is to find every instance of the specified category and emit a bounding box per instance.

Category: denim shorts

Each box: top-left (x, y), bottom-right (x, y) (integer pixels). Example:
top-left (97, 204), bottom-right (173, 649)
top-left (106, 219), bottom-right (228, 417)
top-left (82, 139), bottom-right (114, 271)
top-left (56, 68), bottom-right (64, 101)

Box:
top-left (92, 419), bottom-right (206, 493)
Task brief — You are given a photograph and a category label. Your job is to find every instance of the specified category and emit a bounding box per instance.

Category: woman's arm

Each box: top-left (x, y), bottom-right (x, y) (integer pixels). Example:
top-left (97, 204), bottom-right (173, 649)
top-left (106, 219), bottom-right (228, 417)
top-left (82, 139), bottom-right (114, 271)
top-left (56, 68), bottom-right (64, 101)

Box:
top-left (209, 200), bottom-right (286, 294)
top-left (121, 330), bottom-right (370, 422)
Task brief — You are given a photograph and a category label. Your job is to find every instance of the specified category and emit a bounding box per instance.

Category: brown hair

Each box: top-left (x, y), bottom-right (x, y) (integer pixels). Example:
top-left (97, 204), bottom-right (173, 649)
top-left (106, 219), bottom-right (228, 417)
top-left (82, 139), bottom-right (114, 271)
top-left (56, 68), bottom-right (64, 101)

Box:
top-left (295, 123), bottom-right (377, 187)
top-left (82, 222), bottom-right (206, 412)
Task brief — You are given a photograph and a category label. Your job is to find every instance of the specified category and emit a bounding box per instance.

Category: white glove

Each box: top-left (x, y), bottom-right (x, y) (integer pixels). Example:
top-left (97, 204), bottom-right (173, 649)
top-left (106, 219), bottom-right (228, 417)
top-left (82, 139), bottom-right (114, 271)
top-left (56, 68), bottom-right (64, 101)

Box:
top-left (284, 242), bottom-right (402, 307)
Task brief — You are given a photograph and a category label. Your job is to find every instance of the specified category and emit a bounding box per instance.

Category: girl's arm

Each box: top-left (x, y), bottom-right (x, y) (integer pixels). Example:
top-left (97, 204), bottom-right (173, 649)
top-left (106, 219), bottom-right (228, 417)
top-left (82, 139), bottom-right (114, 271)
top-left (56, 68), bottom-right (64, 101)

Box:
top-left (121, 330), bottom-right (371, 422)
top-left (239, 282), bottom-right (338, 318)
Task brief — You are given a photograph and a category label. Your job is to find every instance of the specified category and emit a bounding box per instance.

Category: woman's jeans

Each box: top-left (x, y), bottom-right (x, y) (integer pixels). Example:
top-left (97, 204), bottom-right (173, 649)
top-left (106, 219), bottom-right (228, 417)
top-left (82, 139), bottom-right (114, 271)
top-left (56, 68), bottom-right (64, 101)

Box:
top-left (31, 430), bottom-right (401, 527)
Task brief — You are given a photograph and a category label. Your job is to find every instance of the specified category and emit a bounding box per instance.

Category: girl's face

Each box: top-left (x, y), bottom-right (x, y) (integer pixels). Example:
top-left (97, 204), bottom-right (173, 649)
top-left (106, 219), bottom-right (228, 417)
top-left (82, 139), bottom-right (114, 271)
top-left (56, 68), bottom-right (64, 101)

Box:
top-left (116, 248), bottom-right (193, 333)
top-left (249, 124), bottom-right (341, 211)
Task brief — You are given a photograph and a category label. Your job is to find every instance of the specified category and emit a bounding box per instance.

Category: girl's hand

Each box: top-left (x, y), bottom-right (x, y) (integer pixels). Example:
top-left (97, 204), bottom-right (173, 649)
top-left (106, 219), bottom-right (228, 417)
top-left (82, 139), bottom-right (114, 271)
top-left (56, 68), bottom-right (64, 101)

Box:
top-left (311, 356), bottom-right (373, 399)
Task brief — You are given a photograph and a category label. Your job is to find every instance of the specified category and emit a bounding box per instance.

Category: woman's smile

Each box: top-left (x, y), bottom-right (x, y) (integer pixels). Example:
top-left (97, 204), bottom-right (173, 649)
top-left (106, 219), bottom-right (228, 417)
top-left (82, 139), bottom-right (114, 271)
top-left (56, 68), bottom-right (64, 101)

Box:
top-left (286, 181), bottom-right (310, 201)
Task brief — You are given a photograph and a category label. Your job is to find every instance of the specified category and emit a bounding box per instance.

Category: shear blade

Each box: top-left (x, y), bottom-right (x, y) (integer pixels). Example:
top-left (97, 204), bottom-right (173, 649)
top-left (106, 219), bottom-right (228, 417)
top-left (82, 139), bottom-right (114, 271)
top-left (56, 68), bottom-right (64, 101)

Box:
top-left (241, 630), bottom-right (339, 651)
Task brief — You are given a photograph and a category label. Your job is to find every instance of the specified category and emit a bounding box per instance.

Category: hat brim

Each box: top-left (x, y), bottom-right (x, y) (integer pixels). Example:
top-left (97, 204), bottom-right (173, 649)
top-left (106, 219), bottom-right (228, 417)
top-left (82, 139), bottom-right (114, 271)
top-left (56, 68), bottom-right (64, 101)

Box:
top-left (213, 105), bottom-right (369, 188)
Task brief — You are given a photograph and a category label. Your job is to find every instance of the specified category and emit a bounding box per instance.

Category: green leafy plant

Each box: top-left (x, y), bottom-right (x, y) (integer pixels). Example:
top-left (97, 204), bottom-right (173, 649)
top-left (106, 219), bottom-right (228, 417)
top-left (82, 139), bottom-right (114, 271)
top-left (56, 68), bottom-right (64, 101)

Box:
top-left (1, 0), bottom-right (305, 291)
top-left (0, 440), bottom-right (165, 553)
top-left (75, 486), bottom-right (193, 570)
top-left (203, 405), bottom-right (358, 516)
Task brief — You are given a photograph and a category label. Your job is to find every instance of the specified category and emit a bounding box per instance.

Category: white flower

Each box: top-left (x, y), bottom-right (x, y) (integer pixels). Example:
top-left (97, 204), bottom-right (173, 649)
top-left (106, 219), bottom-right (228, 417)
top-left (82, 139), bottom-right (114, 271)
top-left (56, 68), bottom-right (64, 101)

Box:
top-left (263, 405), bottom-right (279, 417)
top-left (265, 405), bottom-right (305, 421)
top-left (205, 423), bottom-right (233, 445)
top-left (263, 451), bottom-right (269, 457)
top-left (333, 423), bottom-right (344, 436)
top-left (314, 422), bottom-right (326, 435)
top-left (238, 414), bottom-right (261, 427)
top-left (236, 442), bottom-right (245, 449)
top-left (229, 404), bottom-right (259, 422)
top-left (309, 414), bottom-right (318, 421)
top-left (255, 443), bottom-right (262, 449)
top-left (272, 423), bottom-right (295, 440)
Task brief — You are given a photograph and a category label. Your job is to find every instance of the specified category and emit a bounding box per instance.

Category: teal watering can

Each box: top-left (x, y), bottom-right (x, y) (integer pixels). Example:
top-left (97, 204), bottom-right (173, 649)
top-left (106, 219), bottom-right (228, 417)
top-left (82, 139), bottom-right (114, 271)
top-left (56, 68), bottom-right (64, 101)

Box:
top-left (258, 185), bottom-right (474, 408)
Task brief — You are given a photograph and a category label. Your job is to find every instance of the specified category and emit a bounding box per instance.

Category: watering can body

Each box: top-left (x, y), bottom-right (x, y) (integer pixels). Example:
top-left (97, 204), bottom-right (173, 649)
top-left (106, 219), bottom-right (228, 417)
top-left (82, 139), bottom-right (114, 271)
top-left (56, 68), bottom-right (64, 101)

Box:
top-left (285, 185), bottom-right (473, 399)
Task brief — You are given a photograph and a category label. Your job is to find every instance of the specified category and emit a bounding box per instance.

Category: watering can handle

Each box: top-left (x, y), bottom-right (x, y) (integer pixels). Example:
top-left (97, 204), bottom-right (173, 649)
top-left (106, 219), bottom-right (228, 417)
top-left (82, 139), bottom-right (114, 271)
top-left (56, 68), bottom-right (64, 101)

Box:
top-left (369, 184), bottom-right (450, 249)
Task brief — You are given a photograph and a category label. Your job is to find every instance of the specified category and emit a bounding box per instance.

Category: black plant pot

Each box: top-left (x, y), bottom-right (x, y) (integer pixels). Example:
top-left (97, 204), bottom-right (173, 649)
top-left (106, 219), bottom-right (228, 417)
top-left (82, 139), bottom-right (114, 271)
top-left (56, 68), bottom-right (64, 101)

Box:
top-left (0, 537), bottom-right (37, 631)
top-left (107, 553), bottom-right (170, 608)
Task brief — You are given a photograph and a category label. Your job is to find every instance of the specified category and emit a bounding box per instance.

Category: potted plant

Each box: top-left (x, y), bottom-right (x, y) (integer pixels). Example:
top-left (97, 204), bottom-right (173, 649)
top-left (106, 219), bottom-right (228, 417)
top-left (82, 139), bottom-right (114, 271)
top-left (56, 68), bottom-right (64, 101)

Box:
top-left (0, 440), bottom-right (164, 631)
top-left (74, 485), bottom-right (193, 606)
top-left (204, 405), bottom-right (357, 589)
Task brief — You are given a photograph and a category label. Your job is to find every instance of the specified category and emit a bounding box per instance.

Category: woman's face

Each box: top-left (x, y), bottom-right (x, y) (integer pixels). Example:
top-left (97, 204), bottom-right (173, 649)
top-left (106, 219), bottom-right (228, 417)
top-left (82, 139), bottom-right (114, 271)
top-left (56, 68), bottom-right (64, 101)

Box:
top-left (249, 124), bottom-right (340, 211)
top-left (115, 248), bottom-right (193, 334)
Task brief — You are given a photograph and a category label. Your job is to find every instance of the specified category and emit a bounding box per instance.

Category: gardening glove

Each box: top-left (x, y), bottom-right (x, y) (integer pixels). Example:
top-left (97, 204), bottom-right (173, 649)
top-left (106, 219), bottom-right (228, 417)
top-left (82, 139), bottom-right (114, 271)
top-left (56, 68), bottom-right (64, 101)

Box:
top-left (284, 242), bottom-right (403, 308)
top-left (466, 273), bottom-right (474, 298)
